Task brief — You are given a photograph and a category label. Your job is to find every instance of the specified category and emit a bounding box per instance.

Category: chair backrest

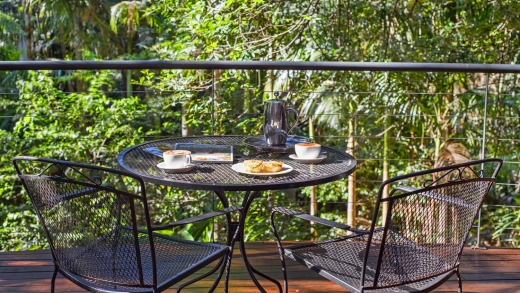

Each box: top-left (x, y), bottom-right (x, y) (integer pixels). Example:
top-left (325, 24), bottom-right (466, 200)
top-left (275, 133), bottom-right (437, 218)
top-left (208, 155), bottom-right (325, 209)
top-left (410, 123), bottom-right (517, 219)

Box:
top-left (13, 156), bottom-right (158, 288)
top-left (361, 158), bottom-right (502, 290)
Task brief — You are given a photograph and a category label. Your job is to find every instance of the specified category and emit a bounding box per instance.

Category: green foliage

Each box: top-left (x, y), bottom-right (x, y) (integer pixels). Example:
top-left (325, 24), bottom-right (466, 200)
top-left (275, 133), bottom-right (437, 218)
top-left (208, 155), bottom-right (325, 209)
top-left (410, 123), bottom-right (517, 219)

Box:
top-left (1, 0), bottom-right (520, 250)
top-left (13, 70), bottom-right (147, 161)
top-left (0, 69), bottom-right (153, 250)
top-left (489, 204), bottom-right (520, 247)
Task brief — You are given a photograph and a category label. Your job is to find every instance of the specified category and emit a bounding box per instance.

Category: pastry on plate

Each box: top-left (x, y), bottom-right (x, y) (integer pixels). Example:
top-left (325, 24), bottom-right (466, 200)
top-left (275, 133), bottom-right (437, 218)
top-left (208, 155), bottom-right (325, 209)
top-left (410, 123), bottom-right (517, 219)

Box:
top-left (262, 161), bottom-right (283, 173)
top-left (244, 159), bottom-right (263, 173)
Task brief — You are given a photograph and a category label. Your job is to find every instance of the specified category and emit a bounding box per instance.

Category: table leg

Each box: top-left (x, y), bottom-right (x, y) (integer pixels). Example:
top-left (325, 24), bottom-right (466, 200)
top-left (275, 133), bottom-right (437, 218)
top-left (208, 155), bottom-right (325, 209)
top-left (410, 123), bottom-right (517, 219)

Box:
top-left (178, 189), bottom-right (283, 293)
top-left (177, 190), bottom-right (232, 292)
top-left (239, 191), bottom-right (283, 293)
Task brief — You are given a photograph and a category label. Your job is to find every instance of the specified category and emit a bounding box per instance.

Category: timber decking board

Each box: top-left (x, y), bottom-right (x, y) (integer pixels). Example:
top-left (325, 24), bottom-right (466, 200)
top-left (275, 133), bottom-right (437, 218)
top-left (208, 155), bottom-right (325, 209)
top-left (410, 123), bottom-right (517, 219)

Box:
top-left (1, 242), bottom-right (519, 293)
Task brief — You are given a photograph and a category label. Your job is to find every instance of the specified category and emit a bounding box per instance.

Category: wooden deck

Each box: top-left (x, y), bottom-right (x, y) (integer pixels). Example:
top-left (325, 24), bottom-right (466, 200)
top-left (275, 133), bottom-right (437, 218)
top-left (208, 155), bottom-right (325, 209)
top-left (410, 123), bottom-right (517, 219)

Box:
top-left (1, 242), bottom-right (520, 292)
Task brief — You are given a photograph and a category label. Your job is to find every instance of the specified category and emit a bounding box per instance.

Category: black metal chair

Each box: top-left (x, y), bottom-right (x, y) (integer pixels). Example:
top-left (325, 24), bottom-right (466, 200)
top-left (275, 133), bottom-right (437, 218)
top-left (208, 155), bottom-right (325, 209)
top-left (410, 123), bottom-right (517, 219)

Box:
top-left (13, 156), bottom-right (242, 293)
top-left (270, 158), bottom-right (502, 293)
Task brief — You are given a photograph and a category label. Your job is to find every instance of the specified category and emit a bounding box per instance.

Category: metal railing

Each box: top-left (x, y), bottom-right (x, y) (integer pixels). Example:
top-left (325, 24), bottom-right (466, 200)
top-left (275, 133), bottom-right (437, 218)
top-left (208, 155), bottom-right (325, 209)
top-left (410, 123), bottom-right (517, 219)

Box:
top-left (4, 60), bottom-right (520, 72)
top-left (1, 60), bottom-right (519, 247)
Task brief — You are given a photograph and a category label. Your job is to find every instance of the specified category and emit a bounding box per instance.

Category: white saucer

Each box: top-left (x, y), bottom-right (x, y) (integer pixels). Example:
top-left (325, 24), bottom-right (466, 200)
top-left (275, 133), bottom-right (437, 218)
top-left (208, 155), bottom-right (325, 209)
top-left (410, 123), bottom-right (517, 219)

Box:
top-left (231, 162), bottom-right (293, 176)
top-left (157, 162), bottom-right (193, 173)
top-left (288, 154), bottom-right (327, 164)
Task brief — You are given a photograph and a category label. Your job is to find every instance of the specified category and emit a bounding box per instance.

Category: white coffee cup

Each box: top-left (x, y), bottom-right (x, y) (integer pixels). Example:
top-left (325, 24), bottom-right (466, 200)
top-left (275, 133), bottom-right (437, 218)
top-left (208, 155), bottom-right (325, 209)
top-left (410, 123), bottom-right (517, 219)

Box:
top-left (294, 142), bottom-right (321, 159)
top-left (163, 150), bottom-right (191, 168)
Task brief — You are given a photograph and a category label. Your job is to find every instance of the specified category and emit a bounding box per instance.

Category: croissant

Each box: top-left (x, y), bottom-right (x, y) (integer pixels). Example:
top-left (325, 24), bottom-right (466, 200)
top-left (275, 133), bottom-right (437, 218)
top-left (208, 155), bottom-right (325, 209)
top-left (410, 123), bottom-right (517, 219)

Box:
top-left (262, 161), bottom-right (283, 173)
top-left (244, 160), bottom-right (264, 173)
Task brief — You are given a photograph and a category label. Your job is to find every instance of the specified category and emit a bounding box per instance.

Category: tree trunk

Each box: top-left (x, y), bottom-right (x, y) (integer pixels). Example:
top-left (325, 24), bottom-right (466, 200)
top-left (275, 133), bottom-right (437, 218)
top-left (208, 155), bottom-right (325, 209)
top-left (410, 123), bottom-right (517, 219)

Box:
top-left (126, 35), bottom-right (134, 97)
top-left (309, 116), bottom-right (318, 238)
top-left (382, 110), bottom-right (389, 221)
top-left (212, 69), bottom-right (222, 134)
top-left (182, 104), bottom-right (190, 137)
top-left (22, 0), bottom-right (31, 60)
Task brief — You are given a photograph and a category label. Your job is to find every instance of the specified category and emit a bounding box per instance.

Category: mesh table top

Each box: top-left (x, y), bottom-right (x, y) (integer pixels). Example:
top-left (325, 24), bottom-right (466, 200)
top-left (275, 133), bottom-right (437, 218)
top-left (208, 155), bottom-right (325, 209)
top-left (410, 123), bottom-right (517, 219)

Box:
top-left (117, 136), bottom-right (356, 191)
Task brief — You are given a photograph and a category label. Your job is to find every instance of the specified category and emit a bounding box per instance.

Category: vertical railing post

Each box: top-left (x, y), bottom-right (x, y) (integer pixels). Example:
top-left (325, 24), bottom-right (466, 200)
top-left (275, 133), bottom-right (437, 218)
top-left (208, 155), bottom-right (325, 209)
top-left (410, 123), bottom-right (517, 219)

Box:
top-left (476, 72), bottom-right (490, 247)
top-left (211, 69), bottom-right (216, 135)
top-left (211, 69), bottom-right (216, 240)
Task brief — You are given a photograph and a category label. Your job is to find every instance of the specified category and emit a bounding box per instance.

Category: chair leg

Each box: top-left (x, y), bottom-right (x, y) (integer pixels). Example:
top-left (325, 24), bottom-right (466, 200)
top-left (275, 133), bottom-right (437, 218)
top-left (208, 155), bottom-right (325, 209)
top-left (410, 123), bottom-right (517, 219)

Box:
top-left (177, 258), bottom-right (225, 293)
top-left (456, 269), bottom-right (463, 293)
top-left (207, 254), bottom-right (230, 293)
top-left (223, 212), bottom-right (241, 292)
top-left (223, 249), bottom-right (234, 293)
top-left (208, 210), bottom-right (241, 293)
top-left (51, 266), bottom-right (58, 293)
top-left (178, 210), bottom-right (241, 293)
top-left (270, 210), bottom-right (289, 293)
top-left (208, 227), bottom-right (239, 293)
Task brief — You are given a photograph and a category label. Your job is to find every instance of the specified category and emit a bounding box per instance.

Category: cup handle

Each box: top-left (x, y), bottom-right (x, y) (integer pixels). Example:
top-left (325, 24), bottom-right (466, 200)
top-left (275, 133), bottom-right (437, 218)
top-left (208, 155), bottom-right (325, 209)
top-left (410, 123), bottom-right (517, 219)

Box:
top-left (286, 107), bottom-right (299, 134)
top-left (186, 155), bottom-right (192, 166)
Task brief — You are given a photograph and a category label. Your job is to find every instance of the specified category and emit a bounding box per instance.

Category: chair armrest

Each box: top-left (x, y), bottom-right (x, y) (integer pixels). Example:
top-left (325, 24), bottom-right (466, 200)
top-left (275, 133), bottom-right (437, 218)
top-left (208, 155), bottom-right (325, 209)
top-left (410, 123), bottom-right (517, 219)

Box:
top-left (272, 207), bottom-right (351, 230)
top-left (394, 186), bottom-right (473, 209)
top-left (394, 185), bottom-right (419, 193)
top-left (151, 206), bottom-right (242, 231)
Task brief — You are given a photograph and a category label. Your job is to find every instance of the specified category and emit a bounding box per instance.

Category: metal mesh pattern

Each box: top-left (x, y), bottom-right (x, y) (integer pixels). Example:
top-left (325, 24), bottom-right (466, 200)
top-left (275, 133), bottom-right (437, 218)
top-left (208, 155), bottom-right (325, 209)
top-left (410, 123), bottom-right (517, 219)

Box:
top-left (375, 180), bottom-right (493, 288)
top-left (15, 158), bottom-right (229, 292)
top-left (286, 235), bottom-right (370, 289)
top-left (66, 234), bottom-right (226, 291)
top-left (281, 159), bottom-right (501, 292)
top-left (118, 136), bottom-right (356, 191)
top-left (22, 177), bottom-right (144, 285)
top-left (286, 231), bottom-right (451, 292)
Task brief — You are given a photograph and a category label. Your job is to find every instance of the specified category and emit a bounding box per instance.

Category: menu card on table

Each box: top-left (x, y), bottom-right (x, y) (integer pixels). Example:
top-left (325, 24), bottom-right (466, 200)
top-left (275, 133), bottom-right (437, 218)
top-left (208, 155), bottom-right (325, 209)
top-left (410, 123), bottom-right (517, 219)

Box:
top-left (143, 143), bottom-right (233, 163)
top-left (174, 143), bottom-right (233, 163)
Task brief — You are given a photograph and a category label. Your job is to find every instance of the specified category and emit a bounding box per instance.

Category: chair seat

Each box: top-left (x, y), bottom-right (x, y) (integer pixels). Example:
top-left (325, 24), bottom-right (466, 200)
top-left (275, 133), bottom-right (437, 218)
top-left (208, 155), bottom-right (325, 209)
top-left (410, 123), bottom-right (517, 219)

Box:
top-left (285, 230), bottom-right (458, 293)
top-left (272, 159), bottom-right (502, 293)
top-left (57, 229), bottom-right (229, 292)
top-left (14, 157), bottom-right (238, 293)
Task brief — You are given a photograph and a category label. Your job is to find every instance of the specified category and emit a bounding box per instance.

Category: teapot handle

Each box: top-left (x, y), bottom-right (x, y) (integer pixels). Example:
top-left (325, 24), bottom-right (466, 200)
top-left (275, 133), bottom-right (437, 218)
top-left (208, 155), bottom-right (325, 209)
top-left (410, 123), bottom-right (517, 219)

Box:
top-left (286, 107), bottom-right (299, 134)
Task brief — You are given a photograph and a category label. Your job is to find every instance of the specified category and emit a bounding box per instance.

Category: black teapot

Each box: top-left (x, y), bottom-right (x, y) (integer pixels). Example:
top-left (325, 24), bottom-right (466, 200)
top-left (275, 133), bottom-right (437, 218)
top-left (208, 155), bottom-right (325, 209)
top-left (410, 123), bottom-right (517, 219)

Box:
top-left (263, 99), bottom-right (298, 146)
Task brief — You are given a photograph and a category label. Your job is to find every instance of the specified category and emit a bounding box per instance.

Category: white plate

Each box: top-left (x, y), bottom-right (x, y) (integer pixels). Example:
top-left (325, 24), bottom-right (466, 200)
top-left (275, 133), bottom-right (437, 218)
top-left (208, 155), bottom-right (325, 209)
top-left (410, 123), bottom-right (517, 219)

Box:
top-left (157, 162), bottom-right (193, 173)
top-left (232, 162), bottom-right (294, 176)
top-left (289, 154), bottom-right (327, 164)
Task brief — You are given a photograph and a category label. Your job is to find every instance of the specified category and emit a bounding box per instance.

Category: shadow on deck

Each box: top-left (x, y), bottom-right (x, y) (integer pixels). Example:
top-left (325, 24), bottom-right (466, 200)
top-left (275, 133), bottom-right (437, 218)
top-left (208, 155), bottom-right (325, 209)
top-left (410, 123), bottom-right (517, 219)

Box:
top-left (1, 242), bottom-right (520, 292)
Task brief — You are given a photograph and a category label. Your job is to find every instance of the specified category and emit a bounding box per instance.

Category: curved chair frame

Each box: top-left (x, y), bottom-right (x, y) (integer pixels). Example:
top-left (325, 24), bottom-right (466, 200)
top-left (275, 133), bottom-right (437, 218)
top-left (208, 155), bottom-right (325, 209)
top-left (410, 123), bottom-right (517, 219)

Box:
top-left (13, 156), bottom-right (242, 293)
top-left (271, 158), bottom-right (502, 293)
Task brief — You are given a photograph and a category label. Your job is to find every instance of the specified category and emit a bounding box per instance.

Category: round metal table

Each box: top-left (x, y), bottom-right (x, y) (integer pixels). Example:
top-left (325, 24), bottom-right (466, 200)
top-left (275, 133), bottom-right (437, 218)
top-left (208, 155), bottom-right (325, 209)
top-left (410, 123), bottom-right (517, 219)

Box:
top-left (118, 135), bottom-right (356, 292)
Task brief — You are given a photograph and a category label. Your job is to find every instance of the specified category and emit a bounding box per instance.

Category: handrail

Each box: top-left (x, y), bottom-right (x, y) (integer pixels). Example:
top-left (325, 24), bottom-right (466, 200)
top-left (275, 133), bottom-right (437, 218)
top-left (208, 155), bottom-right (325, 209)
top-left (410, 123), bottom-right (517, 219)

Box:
top-left (2, 60), bottom-right (520, 73)
top-left (2, 59), bottom-right (518, 249)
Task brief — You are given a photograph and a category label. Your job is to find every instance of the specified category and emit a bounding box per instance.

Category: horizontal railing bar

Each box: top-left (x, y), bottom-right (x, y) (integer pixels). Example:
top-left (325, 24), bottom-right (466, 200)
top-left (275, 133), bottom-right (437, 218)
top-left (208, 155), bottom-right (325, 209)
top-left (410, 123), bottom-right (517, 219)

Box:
top-left (5, 137), bottom-right (519, 146)
top-left (6, 112), bottom-right (519, 119)
top-left (2, 88), bottom-right (516, 96)
top-left (3, 60), bottom-right (520, 73)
